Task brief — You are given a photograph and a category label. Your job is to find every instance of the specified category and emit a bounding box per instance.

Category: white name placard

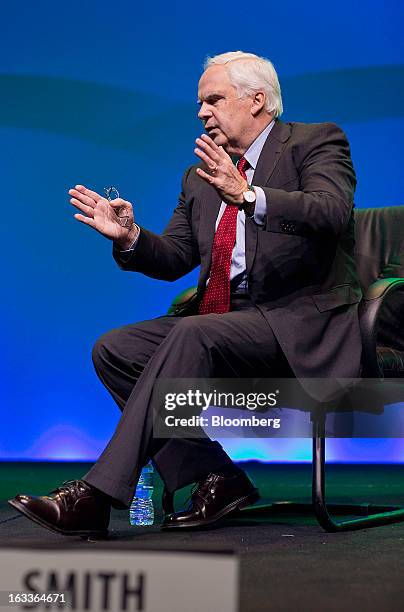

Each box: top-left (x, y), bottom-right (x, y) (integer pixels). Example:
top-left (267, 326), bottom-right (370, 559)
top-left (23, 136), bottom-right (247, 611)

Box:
top-left (0, 549), bottom-right (238, 612)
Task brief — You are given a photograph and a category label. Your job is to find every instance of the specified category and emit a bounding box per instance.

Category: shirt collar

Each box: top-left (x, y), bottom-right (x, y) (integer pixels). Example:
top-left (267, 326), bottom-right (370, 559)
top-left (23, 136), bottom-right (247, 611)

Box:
top-left (242, 119), bottom-right (275, 170)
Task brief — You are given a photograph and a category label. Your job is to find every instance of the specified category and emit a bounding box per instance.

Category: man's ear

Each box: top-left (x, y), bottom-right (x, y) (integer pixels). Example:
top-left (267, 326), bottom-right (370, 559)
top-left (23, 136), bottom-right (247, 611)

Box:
top-left (251, 92), bottom-right (266, 116)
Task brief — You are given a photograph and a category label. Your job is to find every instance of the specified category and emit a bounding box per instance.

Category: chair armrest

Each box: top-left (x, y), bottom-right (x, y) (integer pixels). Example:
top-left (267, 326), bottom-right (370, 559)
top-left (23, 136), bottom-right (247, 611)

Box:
top-left (363, 278), bottom-right (404, 300)
top-left (359, 278), bottom-right (404, 376)
top-left (167, 287), bottom-right (198, 315)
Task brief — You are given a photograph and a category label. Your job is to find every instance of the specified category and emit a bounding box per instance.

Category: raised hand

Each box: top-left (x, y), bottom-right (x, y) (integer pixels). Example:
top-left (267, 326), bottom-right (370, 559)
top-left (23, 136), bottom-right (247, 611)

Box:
top-left (69, 185), bottom-right (139, 249)
top-left (194, 134), bottom-right (248, 205)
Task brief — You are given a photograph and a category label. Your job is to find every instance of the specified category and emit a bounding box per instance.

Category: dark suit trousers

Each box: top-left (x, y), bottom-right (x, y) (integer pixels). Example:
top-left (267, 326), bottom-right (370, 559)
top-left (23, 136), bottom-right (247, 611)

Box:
top-left (83, 297), bottom-right (282, 507)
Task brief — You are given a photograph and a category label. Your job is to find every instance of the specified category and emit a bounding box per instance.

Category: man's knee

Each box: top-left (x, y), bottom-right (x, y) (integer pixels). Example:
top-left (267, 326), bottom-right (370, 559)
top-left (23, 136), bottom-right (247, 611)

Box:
top-left (91, 330), bottom-right (119, 374)
top-left (91, 322), bottom-right (156, 377)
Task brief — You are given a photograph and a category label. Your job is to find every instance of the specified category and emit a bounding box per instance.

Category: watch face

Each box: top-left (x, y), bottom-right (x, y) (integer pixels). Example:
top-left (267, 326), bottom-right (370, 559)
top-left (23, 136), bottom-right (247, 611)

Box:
top-left (244, 190), bottom-right (256, 203)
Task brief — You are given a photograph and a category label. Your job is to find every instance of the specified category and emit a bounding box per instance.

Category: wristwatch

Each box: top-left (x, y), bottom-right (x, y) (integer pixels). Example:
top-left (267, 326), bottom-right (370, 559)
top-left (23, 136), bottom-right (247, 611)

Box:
top-left (240, 184), bottom-right (256, 217)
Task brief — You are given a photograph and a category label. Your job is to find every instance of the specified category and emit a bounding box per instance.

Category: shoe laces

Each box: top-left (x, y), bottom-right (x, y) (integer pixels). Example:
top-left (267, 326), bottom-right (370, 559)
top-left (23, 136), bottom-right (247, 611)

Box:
top-left (49, 480), bottom-right (89, 511)
top-left (186, 474), bottom-right (216, 507)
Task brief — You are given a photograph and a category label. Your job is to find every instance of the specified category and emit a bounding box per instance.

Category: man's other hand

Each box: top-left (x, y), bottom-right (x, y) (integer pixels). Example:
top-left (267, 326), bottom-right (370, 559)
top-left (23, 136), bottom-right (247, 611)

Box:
top-left (194, 134), bottom-right (248, 206)
top-left (69, 185), bottom-right (139, 249)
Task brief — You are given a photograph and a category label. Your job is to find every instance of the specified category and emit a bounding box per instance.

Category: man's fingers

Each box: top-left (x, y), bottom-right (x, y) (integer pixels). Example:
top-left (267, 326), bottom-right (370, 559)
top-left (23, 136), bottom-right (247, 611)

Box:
top-left (74, 213), bottom-right (97, 228)
top-left (107, 198), bottom-right (130, 209)
top-left (196, 167), bottom-right (216, 184)
top-left (74, 184), bottom-right (103, 202)
top-left (200, 133), bottom-right (221, 153)
top-left (194, 147), bottom-right (218, 172)
top-left (201, 135), bottom-right (231, 164)
top-left (68, 188), bottom-right (98, 208)
top-left (70, 198), bottom-right (94, 217)
top-left (195, 137), bottom-right (221, 162)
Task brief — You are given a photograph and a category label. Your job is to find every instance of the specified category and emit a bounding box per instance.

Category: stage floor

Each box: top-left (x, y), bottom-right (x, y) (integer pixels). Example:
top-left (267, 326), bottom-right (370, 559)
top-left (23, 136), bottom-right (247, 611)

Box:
top-left (1, 462), bottom-right (404, 611)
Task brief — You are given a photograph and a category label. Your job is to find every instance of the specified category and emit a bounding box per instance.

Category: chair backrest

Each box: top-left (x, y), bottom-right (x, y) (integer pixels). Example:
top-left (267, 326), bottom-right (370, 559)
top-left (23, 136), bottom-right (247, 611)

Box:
top-left (354, 206), bottom-right (404, 291)
top-left (355, 206), bottom-right (404, 353)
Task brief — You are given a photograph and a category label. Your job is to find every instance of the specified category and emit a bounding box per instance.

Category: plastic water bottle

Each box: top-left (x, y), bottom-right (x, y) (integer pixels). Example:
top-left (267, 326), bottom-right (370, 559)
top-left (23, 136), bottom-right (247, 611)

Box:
top-left (129, 462), bottom-right (154, 526)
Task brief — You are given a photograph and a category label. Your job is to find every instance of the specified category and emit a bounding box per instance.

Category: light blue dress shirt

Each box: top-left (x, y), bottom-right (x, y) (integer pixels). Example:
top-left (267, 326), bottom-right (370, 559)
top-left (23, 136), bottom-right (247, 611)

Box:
top-left (214, 120), bottom-right (274, 293)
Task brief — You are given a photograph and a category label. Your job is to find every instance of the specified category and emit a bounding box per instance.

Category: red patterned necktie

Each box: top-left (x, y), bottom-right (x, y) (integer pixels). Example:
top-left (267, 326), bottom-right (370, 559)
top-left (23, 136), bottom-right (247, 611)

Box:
top-left (198, 157), bottom-right (249, 315)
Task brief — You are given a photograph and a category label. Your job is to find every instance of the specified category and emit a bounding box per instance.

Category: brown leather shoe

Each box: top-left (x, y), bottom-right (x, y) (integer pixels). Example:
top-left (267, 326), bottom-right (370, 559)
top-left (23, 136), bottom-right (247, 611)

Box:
top-left (8, 480), bottom-right (111, 537)
top-left (161, 471), bottom-right (259, 529)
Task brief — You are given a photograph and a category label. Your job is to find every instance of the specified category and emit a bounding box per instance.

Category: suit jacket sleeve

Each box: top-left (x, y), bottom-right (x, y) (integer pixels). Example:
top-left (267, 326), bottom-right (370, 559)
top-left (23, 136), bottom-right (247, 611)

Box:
top-left (261, 123), bottom-right (356, 237)
top-left (113, 167), bottom-right (200, 281)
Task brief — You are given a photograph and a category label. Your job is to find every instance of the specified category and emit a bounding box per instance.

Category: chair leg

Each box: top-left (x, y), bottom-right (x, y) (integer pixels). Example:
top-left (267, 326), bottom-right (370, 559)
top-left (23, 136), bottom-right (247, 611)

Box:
top-left (160, 414), bottom-right (404, 530)
top-left (312, 412), bottom-right (404, 532)
top-left (162, 488), bottom-right (174, 515)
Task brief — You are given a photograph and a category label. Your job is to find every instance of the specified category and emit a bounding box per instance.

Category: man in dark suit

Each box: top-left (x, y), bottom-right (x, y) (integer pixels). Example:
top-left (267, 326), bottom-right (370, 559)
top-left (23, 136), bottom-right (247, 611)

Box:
top-left (9, 51), bottom-right (361, 537)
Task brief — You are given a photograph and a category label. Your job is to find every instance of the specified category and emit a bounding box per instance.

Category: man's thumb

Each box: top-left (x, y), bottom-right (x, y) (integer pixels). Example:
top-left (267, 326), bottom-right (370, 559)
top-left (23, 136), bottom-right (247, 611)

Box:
top-left (108, 198), bottom-right (125, 208)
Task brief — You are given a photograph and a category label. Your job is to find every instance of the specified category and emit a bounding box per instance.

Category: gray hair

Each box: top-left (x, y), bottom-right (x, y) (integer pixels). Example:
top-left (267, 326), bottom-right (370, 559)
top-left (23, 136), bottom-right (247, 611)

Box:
top-left (204, 51), bottom-right (283, 118)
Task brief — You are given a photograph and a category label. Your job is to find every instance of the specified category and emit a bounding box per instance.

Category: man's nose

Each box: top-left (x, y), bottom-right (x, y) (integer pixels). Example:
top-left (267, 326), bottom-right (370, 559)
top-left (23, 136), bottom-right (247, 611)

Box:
top-left (198, 102), bottom-right (211, 120)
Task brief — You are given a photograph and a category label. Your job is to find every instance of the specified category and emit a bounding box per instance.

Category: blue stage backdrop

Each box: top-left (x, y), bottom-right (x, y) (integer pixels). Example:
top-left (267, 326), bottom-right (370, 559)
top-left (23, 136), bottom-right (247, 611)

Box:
top-left (1, 1), bottom-right (403, 462)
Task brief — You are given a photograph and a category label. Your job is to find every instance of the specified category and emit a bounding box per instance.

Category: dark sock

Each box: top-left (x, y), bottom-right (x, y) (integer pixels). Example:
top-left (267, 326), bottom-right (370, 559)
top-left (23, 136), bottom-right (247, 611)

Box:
top-left (81, 480), bottom-right (123, 507)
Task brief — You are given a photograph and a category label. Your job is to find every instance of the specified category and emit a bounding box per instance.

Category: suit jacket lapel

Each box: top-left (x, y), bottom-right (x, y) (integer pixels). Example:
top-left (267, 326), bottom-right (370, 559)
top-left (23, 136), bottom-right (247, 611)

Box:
top-left (252, 119), bottom-right (291, 184)
top-left (245, 120), bottom-right (291, 275)
top-left (197, 180), bottom-right (222, 291)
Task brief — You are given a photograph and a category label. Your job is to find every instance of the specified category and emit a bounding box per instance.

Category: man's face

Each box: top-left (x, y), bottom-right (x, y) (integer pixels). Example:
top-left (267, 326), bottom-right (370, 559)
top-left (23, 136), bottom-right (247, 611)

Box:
top-left (197, 65), bottom-right (254, 154)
